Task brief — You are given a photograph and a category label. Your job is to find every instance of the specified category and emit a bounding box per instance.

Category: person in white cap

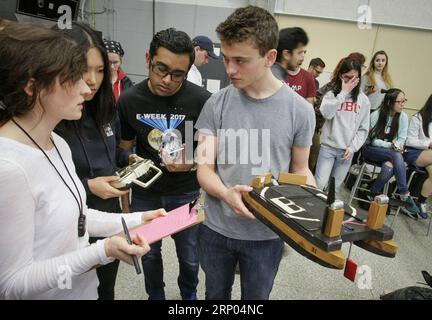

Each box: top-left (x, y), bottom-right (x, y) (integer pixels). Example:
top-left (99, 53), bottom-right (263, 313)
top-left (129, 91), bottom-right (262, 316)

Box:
top-left (187, 35), bottom-right (218, 87)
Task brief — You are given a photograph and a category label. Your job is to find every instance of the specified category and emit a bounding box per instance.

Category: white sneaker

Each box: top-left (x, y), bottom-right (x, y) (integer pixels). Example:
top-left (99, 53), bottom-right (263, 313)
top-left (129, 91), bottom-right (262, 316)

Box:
top-left (418, 202), bottom-right (429, 219)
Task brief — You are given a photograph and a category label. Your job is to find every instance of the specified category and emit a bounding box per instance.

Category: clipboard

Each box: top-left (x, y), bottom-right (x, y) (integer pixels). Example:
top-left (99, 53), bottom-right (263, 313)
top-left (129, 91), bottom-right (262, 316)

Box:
top-left (119, 203), bottom-right (205, 244)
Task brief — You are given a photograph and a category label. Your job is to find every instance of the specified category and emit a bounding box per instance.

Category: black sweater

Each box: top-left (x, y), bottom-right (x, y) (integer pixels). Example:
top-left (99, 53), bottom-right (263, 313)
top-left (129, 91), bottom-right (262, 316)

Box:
top-left (56, 109), bottom-right (130, 212)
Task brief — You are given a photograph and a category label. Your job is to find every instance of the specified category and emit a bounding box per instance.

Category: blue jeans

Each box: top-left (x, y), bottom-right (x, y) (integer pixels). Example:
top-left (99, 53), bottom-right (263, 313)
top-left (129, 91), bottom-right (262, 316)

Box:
top-left (198, 224), bottom-right (284, 300)
top-left (362, 145), bottom-right (409, 194)
top-left (315, 145), bottom-right (353, 193)
top-left (131, 191), bottom-right (200, 300)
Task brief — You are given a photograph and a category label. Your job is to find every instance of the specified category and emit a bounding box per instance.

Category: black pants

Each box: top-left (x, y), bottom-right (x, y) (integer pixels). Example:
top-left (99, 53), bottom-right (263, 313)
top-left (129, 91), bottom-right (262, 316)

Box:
top-left (89, 236), bottom-right (120, 300)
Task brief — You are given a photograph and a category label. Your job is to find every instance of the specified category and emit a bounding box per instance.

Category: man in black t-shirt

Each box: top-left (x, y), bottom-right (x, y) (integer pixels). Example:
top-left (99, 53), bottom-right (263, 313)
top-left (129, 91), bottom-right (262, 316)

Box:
top-left (118, 28), bottom-right (211, 300)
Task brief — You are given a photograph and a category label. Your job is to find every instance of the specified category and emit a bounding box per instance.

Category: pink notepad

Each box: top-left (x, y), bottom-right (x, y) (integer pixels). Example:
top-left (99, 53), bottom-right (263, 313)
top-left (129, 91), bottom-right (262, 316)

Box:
top-left (129, 203), bottom-right (204, 244)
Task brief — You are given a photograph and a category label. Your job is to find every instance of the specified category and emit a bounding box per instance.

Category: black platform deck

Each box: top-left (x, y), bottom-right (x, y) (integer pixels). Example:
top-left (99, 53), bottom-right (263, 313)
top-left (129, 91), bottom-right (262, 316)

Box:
top-left (246, 184), bottom-right (394, 253)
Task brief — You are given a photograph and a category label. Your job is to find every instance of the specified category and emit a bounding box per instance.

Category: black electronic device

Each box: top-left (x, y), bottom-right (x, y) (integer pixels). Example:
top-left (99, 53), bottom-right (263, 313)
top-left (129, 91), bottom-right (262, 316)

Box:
top-left (16, 0), bottom-right (80, 22)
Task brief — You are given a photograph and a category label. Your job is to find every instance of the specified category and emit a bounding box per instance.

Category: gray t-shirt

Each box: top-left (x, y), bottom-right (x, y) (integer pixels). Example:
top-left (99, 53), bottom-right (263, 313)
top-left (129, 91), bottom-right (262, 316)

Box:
top-left (271, 63), bottom-right (287, 81)
top-left (195, 84), bottom-right (315, 240)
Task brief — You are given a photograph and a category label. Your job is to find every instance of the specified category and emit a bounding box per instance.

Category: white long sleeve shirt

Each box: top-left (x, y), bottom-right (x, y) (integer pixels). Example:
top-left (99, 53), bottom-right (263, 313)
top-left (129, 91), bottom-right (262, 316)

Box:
top-left (406, 113), bottom-right (432, 150)
top-left (361, 73), bottom-right (388, 111)
top-left (0, 134), bottom-right (142, 300)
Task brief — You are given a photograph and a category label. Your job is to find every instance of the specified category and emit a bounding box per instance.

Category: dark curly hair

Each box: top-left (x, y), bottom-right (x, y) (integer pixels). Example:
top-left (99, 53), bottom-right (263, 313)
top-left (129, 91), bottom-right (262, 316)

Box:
top-left (149, 28), bottom-right (195, 70)
top-left (216, 5), bottom-right (278, 57)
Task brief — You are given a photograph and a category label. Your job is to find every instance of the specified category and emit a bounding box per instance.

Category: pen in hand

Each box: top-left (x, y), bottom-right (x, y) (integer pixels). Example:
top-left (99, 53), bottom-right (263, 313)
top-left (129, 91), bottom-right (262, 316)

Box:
top-left (167, 147), bottom-right (185, 155)
top-left (121, 217), bottom-right (142, 275)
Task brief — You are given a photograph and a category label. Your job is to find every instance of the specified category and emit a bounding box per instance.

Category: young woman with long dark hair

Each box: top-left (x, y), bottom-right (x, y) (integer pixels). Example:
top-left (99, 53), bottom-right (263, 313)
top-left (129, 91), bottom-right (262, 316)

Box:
top-left (362, 88), bottom-right (419, 217)
top-left (54, 23), bottom-right (141, 300)
top-left (315, 57), bottom-right (370, 193)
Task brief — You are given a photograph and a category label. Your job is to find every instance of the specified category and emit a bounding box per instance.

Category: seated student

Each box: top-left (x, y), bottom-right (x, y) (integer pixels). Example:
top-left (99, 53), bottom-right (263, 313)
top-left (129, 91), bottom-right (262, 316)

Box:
top-left (404, 94), bottom-right (432, 219)
top-left (362, 88), bottom-right (420, 217)
top-left (314, 58), bottom-right (370, 193)
top-left (0, 23), bottom-right (165, 300)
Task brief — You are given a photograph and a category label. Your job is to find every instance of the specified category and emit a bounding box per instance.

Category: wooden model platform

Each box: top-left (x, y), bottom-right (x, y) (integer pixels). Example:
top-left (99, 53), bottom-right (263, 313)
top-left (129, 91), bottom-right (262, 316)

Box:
top-left (242, 173), bottom-right (398, 269)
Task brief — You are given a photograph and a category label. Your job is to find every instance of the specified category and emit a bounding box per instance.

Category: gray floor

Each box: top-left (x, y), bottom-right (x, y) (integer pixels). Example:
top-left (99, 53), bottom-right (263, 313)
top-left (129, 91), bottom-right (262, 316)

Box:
top-left (115, 187), bottom-right (432, 300)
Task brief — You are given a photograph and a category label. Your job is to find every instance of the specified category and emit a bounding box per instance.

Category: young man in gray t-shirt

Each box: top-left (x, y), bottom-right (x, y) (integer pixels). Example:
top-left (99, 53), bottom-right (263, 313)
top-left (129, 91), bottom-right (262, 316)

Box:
top-left (195, 6), bottom-right (316, 300)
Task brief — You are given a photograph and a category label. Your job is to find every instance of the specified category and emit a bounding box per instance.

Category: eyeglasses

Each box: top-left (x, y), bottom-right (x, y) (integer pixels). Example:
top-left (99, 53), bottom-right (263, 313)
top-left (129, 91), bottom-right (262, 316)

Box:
top-left (109, 61), bottom-right (121, 67)
top-left (395, 99), bottom-right (408, 104)
top-left (150, 60), bottom-right (187, 83)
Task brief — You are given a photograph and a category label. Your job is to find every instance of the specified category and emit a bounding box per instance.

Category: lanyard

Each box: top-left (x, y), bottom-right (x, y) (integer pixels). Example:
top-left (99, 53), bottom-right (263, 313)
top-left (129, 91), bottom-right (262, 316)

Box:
top-left (12, 119), bottom-right (86, 237)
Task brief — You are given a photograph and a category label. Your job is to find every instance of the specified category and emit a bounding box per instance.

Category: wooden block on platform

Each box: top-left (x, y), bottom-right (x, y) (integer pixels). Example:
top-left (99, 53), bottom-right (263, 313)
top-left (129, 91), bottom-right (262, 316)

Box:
top-left (324, 208), bottom-right (344, 238)
top-left (367, 201), bottom-right (388, 230)
top-left (251, 172), bottom-right (273, 188)
top-left (278, 172), bottom-right (307, 185)
top-left (243, 192), bottom-right (346, 269)
top-left (251, 176), bottom-right (265, 189)
top-left (263, 172), bottom-right (272, 185)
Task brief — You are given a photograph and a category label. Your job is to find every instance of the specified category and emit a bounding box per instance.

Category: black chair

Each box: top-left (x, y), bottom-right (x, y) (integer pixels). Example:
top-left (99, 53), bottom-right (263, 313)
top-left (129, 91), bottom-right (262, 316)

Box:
top-left (347, 158), bottom-right (391, 207)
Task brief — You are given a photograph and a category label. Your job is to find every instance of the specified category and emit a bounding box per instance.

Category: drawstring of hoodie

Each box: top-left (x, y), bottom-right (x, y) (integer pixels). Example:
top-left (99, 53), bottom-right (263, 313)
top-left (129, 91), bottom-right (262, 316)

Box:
top-left (98, 125), bottom-right (116, 171)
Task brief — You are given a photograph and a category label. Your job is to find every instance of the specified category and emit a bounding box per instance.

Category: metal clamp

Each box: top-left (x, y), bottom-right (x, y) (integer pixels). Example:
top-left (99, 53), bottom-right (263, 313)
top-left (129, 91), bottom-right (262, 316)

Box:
top-left (329, 200), bottom-right (344, 210)
top-left (374, 195), bottom-right (389, 205)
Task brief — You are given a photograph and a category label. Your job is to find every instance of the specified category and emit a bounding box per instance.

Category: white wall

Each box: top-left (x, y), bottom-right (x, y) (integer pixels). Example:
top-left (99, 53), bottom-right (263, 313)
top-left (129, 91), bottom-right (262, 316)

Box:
top-left (275, 0), bottom-right (432, 30)
top-left (86, 0), bottom-right (241, 83)
top-left (276, 14), bottom-right (432, 114)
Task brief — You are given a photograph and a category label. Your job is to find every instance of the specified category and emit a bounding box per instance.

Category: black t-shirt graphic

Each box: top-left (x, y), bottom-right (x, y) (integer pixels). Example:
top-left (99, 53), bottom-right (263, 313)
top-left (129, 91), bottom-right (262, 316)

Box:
top-left (118, 79), bottom-right (211, 196)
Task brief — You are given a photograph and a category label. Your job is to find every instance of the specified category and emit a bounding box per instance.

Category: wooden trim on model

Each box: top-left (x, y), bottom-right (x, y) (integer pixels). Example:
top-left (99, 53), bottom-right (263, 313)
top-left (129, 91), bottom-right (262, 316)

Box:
top-left (243, 192), bottom-right (346, 269)
top-left (277, 172), bottom-right (307, 185)
top-left (359, 239), bottom-right (398, 257)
